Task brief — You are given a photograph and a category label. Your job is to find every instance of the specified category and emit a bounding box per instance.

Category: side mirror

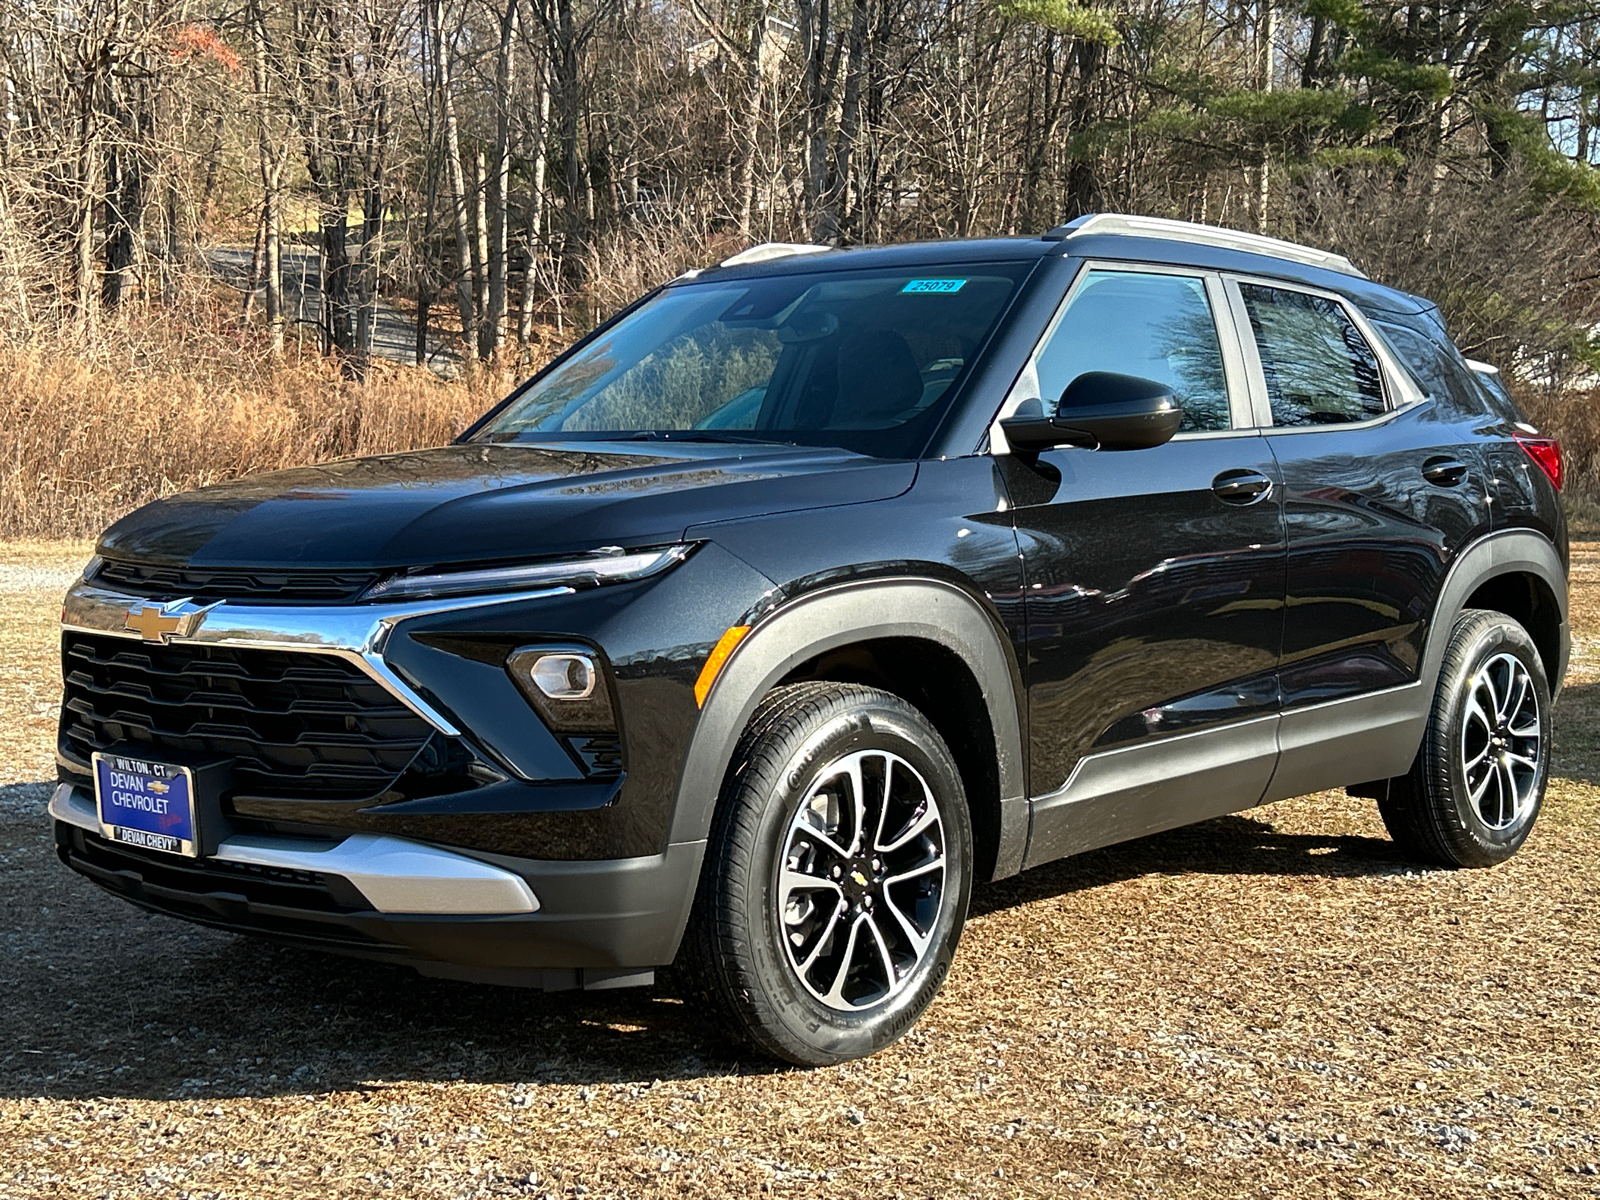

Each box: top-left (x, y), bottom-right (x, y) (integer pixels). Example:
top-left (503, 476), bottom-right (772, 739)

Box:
top-left (1000, 372), bottom-right (1184, 452)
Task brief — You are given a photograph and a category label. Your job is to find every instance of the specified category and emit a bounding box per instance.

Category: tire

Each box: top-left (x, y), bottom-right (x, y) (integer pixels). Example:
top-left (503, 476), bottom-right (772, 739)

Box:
top-left (681, 681), bottom-right (973, 1066)
top-left (1377, 608), bottom-right (1551, 868)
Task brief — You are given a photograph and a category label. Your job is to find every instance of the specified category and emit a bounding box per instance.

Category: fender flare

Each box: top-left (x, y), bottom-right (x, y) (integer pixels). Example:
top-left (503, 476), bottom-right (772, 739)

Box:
top-left (666, 577), bottom-right (1029, 878)
top-left (1418, 528), bottom-right (1568, 702)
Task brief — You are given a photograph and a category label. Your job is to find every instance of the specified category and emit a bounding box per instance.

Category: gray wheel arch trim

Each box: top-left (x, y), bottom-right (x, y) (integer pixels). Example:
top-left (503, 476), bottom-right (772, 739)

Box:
top-left (667, 577), bottom-right (1029, 880)
top-left (1420, 528), bottom-right (1568, 701)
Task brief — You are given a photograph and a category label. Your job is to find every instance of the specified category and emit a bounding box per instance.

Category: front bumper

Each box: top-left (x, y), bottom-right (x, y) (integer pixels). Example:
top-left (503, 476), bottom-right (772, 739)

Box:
top-left (51, 783), bottom-right (703, 988)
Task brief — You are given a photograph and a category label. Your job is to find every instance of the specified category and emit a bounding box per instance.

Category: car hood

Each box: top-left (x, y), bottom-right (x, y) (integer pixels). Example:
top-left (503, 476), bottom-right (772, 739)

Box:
top-left (97, 442), bottom-right (917, 569)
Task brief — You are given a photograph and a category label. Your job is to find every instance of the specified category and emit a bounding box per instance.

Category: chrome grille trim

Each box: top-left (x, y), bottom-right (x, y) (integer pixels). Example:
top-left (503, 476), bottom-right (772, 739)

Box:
top-left (62, 579), bottom-right (574, 739)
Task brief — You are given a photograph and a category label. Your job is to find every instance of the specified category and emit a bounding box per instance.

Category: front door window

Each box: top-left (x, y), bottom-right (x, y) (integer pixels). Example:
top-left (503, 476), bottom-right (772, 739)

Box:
top-left (1025, 269), bottom-right (1232, 434)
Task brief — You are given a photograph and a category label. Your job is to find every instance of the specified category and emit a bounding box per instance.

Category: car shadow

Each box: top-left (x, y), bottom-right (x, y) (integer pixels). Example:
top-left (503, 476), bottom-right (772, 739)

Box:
top-left (3, 788), bottom-right (1420, 1104)
top-left (971, 808), bottom-right (1406, 918)
top-left (1, 917), bottom-right (775, 1103)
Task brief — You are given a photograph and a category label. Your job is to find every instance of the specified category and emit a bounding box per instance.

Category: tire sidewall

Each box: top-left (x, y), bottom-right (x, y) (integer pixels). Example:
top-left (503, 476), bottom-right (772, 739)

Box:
top-left (1437, 619), bottom-right (1551, 860)
top-left (738, 701), bottom-right (972, 1063)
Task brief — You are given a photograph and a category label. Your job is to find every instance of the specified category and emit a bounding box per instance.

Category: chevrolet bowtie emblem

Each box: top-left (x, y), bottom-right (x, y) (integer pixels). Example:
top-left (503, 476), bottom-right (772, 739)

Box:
top-left (123, 599), bottom-right (212, 644)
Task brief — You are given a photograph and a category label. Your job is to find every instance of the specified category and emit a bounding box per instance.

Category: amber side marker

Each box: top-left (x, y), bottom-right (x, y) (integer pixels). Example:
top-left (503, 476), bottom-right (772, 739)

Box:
top-left (695, 625), bottom-right (751, 707)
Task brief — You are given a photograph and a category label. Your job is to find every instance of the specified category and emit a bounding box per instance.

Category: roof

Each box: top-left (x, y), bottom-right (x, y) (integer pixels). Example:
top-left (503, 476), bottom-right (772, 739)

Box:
top-left (686, 236), bottom-right (1054, 283)
top-left (679, 216), bottom-right (1427, 315)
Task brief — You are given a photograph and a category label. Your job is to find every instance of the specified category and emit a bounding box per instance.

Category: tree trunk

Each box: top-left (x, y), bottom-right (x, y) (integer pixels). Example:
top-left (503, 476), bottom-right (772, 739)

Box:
top-left (797, 0), bottom-right (833, 241)
top-left (1302, 15), bottom-right (1325, 89)
top-left (265, 172), bottom-right (283, 355)
top-left (103, 119), bottom-right (145, 310)
top-left (102, 148), bottom-right (139, 308)
top-left (74, 113), bottom-right (98, 333)
top-left (518, 72), bottom-right (551, 351)
top-left (356, 174), bottom-right (382, 379)
top-left (479, 0), bottom-right (518, 361)
top-left (250, 0), bottom-right (286, 355)
top-left (1020, 36), bottom-right (1065, 233)
top-left (1063, 40), bottom-right (1104, 219)
top-left (736, 1), bottom-right (768, 240)
top-left (321, 210), bottom-right (354, 358)
top-left (1254, 0), bottom-right (1274, 232)
top-left (243, 198), bottom-right (267, 320)
top-left (816, 0), bottom-right (869, 242)
top-left (473, 148), bottom-right (489, 325)
top-left (434, 0), bottom-right (480, 356)
top-left (552, 0), bottom-right (587, 263)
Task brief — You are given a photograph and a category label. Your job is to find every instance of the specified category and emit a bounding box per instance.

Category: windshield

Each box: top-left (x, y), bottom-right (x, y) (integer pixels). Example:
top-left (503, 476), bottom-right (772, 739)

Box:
top-left (474, 263), bottom-right (1031, 457)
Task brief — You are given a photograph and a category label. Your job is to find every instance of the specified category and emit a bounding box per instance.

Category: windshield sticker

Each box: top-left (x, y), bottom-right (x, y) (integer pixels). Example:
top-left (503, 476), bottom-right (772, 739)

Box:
top-left (901, 279), bottom-right (967, 294)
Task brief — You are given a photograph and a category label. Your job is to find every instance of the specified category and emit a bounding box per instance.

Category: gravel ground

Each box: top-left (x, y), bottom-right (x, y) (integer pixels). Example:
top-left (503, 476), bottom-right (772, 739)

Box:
top-left (2, 541), bottom-right (1598, 1198)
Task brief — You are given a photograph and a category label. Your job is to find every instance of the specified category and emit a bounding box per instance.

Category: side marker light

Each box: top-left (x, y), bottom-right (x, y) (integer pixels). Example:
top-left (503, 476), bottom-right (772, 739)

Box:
top-left (695, 626), bottom-right (751, 708)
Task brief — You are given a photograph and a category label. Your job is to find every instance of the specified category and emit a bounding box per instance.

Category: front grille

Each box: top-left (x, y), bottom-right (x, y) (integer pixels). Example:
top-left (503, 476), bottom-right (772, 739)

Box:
top-left (60, 827), bottom-right (387, 950)
top-left (61, 632), bottom-right (434, 800)
top-left (94, 558), bottom-right (379, 604)
top-left (68, 827), bottom-right (354, 913)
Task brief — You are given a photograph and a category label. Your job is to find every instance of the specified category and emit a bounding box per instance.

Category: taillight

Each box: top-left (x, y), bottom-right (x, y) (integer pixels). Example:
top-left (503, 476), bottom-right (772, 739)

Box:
top-left (1513, 433), bottom-right (1563, 491)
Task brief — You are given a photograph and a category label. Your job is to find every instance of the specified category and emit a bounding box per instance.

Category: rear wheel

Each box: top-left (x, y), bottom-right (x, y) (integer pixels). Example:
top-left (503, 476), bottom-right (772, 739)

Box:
top-left (682, 681), bottom-right (973, 1065)
top-left (1378, 609), bottom-right (1550, 867)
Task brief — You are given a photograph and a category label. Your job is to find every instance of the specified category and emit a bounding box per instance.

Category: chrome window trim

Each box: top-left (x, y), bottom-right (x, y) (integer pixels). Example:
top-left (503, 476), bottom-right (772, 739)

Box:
top-left (988, 260), bottom-right (1249, 454)
top-left (60, 580), bottom-right (574, 739)
top-left (1222, 272), bottom-right (1426, 432)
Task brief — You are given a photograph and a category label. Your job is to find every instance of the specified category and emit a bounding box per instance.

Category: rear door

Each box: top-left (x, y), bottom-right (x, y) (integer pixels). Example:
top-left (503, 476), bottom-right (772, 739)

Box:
top-left (998, 264), bottom-right (1288, 867)
top-left (1224, 276), bottom-right (1491, 801)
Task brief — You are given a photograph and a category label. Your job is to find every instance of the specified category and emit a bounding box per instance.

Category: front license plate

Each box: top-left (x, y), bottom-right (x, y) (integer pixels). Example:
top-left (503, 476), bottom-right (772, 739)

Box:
top-left (93, 753), bottom-right (199, 857)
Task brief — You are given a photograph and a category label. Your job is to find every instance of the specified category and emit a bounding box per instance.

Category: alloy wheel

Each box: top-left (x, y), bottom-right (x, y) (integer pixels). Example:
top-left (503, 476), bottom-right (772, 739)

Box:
top-left (776, 749), bottom-right (948, 1011)
top-left (1460, 651), bottom-right (1542, 831)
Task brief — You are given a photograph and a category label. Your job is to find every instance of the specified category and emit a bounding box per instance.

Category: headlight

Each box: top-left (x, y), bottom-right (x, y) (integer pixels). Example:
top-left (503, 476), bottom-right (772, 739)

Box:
top-left (362, 544), bottom-right (693, 602)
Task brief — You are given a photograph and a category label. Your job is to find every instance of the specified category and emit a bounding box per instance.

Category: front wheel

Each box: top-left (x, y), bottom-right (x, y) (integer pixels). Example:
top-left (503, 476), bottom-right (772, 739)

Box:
top-left (682, 682), bottom-right (973, 1065)
top-left (1378, 608), bottom-right (1551, 867)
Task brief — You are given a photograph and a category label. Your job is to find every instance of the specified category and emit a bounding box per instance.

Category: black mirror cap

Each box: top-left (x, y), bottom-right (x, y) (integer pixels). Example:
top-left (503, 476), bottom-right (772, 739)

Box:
top-left (999, 372), bottom-right (1185, 453)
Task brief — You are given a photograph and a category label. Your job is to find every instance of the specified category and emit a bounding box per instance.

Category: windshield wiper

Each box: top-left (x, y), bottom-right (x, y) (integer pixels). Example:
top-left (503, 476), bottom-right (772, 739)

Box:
top-left (479, 429), bottom-right (800, 447)
top-left (654, 430), bottom-right (800, 446)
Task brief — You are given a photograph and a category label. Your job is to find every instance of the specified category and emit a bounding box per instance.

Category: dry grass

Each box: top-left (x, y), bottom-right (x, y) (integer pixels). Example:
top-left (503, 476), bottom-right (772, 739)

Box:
top-left (1, 549), bottom-right (1598, 1197)
top-left (0, 540), bottom-right (91, 786)
top-left (0, 303), bottom-right (505, 540)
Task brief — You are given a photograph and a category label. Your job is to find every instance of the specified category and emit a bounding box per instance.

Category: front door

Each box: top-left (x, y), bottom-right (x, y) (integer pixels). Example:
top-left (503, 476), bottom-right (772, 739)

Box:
top-left (1000, 265), bottom-right (1288, 867)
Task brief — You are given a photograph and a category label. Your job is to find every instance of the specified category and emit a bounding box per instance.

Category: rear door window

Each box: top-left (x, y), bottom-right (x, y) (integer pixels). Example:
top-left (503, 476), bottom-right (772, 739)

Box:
top-left (1237, 283), bottom-right (1387, 427)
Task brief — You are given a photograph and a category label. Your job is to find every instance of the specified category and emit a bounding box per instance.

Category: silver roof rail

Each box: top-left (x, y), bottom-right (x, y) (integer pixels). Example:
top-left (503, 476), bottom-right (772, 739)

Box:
top-left (1049, 213), bottom-right (1366, 279)
top-left (1463, 357), bottom-right (1499, 376)
top-left (719, 242), bottom-right (833, 268)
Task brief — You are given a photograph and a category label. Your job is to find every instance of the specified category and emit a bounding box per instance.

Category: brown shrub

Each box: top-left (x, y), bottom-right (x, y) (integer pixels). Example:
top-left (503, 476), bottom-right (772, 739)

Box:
top-left (0, 301), bottom-right (506, 539)
top-left (1521, 387), bottom-right (1600, 501)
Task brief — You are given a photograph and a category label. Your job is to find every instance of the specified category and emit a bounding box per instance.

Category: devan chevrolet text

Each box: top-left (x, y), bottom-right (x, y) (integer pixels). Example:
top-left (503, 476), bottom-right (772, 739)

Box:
top-left (50, 215), bottom-right (1568, 1065)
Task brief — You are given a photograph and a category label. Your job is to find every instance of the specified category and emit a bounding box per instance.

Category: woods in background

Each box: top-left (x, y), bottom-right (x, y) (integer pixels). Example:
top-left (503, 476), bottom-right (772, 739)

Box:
top-left (2, 0), bottom-right (1600, 396)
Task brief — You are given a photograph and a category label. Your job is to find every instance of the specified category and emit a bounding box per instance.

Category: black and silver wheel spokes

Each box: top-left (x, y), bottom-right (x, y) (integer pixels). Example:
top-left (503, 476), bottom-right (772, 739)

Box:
top-left (1460, 652), bottom-right (1542, 831)
top-left (777, 749), bottom-right (947, 1011)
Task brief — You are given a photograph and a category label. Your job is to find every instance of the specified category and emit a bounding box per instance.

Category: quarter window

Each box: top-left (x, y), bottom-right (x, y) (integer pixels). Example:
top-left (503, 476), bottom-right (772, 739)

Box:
top-left (1030, 270), bottom-right (1232, 433)
top-left (1238, 283), bottom-right (1386, 426)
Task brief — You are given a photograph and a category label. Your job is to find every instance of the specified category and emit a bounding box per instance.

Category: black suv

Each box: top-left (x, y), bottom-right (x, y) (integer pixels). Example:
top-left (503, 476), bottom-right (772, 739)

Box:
top-left (51, 215), bottom-right (1568, 1065)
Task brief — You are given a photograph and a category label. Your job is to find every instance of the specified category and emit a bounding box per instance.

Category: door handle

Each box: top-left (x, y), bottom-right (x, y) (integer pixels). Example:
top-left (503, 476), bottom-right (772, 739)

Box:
top-left (1212, 469), bottom-right (1273, 505)
top-left (1422, 456), bottom-right (1469, 487)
